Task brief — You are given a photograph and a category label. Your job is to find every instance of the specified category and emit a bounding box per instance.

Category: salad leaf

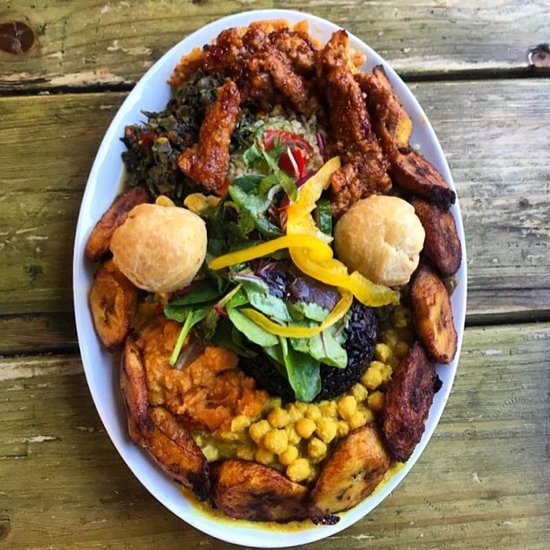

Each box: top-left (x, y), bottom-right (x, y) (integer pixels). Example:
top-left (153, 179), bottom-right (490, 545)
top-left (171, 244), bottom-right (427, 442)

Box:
top-left (259, 143), bottom-right (297, 200)
top-left (286, 276), bottom-right (339, 312)
top-left (206, 317), bottom-right (257, 358)
top-left (289, 301), bottom-right (329, 322)
top-left (166, 279), bottom-right (221, 308)
top-left (243, 140), bottom-right (264, 166)
top-left (307, 328), bottom-right (347, 368)
top-left (279, 337), bottom-right (321, 402)
top-left (227, 307), bottom-right (278, 347)
top-left (228, 184), bottom-right (281, 238)
top-left (232, 174), bottom-right (263, 192)
top-left (169, 304), bottom-right (212, 365)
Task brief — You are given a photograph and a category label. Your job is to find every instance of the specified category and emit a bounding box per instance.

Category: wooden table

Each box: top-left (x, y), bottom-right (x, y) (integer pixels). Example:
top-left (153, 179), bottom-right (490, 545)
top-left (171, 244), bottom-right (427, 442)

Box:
top-left (1, 1), bottom-right (549, 548)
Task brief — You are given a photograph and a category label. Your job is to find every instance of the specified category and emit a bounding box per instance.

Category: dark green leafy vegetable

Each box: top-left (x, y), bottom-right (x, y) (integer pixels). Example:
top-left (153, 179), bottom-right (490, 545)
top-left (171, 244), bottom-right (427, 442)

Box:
top-left (314, 198), bottom-right (333, 237)
top-left (279, 337), bottom-right (321, 402)
top-left (227, 308), bottom-right (278, 347)
top-left (168, 305), bottom-right (212, 365)
top-left (166, 279), bottom-right (221, 308)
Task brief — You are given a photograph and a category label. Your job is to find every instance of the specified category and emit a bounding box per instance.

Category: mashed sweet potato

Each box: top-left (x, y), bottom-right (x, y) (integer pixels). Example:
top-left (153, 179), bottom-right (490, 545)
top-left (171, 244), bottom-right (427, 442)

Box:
top-left (137, 318), bottom-right (268, 433)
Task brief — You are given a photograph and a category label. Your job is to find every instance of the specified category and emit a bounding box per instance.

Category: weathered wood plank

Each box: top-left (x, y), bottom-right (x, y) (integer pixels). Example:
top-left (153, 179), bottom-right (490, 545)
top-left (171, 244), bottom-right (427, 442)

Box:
top-left (1, 79), bottom-right (549, 342)
top-left (0, 0), bottom-right (549, 92)
top-left (0, 323), bottom-right (548, 548)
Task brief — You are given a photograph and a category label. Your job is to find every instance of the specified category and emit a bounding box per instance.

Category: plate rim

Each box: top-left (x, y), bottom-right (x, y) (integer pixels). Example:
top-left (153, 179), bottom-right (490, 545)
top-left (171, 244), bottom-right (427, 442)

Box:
top-left (72, 8), bottom-right (467, 547)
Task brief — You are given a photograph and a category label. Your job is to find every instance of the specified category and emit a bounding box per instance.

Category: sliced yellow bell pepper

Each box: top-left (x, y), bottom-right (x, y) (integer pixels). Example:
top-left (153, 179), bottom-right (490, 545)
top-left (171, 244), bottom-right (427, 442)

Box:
top-left (286, 156), bottom-right (341, 244)
top-left (286, 157), bottom-right (399, 307)
top-left (240, 288), bottom-right (353, 338)
top-left (208, 234), bottom-right (331, 271)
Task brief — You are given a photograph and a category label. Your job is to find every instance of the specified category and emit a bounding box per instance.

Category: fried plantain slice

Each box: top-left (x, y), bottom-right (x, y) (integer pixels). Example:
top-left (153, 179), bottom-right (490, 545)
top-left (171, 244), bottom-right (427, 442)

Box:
top-left (390, 150), bottom-right (455, 210)
top-left (85, 187), bottom-right (150, 262)
top-left (382, 342), bottom-right (439, 462)
top-left (120, 336), bottom-right (152, 446)
top-left (410, 265), bottom-right (458, 363)
top-left (211, 459), bottom-right (309, 522)
top-left (309, 424), bottom-right (390, 515)
top-left (89, 260), bottom-right (138, 350)
top-left (412, 198), bottom-right (462, 276)
top-left (148, 406), bottom-right (210, 501)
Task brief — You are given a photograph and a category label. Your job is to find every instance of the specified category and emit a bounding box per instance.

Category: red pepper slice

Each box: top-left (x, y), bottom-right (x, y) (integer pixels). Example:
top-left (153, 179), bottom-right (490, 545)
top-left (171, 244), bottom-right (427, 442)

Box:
top-left (263, 130), bottom-right (314, 156)
top-left (279, 147), bottom-right (308, 179)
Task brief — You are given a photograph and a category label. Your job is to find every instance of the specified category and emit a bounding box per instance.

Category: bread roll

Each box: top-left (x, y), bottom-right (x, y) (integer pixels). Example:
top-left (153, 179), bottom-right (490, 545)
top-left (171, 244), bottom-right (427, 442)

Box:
top-left (110, 203), bottom-right (207, 293)
top-left (334, 195), bottom-right (424, 287)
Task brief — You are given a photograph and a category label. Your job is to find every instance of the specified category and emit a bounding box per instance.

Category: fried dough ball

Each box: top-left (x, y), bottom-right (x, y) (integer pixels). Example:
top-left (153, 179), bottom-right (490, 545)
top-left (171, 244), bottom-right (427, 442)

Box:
top-left (334, 195), bottom-right (425, 287)
top-left (110, 203), bottom-right (207, 293)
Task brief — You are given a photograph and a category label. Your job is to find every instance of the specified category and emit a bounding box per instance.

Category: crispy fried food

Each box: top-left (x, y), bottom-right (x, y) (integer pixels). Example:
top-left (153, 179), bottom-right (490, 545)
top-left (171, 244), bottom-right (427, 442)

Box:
top-left (263, 49), bottom-right (318, 116)
top-left (148, 406), bottom-right (210, 501)
top-left (120, 336), bottom-right (152, 445)
top-left (318, 31), bottom-right (391, 216)
top-left (390, 150), bottom-right (456, 210)
top-left (309, 424), bottom-right (391, 514)
top-left (89, 260), bottom-right (137, 350)
top-left (382, 342), bottom-right (439, 462)
top-left (412, 198), bottom-right (462, 276)
top-left (410, 265), bottom-right (458, 363)
top-left (120, 338), bottom-right (210, 500)
top-left (85, 187), bottom-right (150, 262)
top-left (358, 66), bottom-right (413, 159)
top-left (178, 81), bottom-right (241, 194)
top-left (211, 459), bottom-right (309, 522)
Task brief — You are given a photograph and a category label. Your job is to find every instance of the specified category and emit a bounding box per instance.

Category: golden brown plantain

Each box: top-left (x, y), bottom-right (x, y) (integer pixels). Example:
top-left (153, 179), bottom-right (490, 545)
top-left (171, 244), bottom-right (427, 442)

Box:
top-left (85, 187), bottom-right (149, 262)
top-left (211, 459), bottom-right (309, 522)
top-left (89, 261), bottom-right (138, 350)
top-left (382, 342), bottom-right (439, 462)
top-left (358, 66), bottom-right (413, 159)
top-left (120, 336), bottom-right (152, 446)
top-left (412, 198), bottom-right (462, 276)
top-left (410, 265), bottom-right (458, 363)
top-left (309, 424), bottom-right (390, 515)
top-left (148, 406), bottom-right (210, 501)
top-left (390, 150), bottom-right (455, 210)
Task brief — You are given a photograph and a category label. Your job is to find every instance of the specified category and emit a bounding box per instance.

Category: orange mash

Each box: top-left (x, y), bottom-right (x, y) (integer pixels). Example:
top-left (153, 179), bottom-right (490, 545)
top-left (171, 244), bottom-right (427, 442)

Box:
top-left (137, 318), bottom-right (268, 433)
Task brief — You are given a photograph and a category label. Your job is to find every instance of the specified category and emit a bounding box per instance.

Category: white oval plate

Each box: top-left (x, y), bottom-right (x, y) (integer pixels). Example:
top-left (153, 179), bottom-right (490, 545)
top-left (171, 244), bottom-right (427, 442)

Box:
top-left (73, 8), bottom-right (467, 548)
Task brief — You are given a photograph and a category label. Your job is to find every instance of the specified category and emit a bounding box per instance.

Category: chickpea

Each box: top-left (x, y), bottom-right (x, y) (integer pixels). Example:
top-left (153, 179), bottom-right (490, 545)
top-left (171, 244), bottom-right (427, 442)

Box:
top-left (337, 420), bottom-right (350, 437)
top-left (350, 383), bottom-right (368, 403)
top-left (367, 391), bottom-right (385, 413)
top-left (305, 404), bottom-right (322, 421)
top-left (263, 429), bottom-right (288, 455)
top-left (319, 401), bottom-right (337, 417)
top-left (268, 406), bottom-right (290, 428)
top-left (363, 408), bottom-right (375, 424)
top-left (249, 419), bottom-right (270, 444)
top-left (361, 365), bottom-right (384, 390)
top-left (337, 395), bottom-right (357, 419)
top-left (286, 425), bottom-right (301, 445)
top-left (279, 445), bottom-right (299, 466)
top-left (383, 329), bottom-right (399, 349)
top-left (308, 437), bottom-right (328, 462)
top-left (315, 417), bottom-right (338, 444)
top-left (255, 448), bottom-right (275, 466)
top-left (295, 418), bottom-right (316, 439)
top-left (155, 195), bottom-right (175, 208)
top-left (348, 410), bottom-right (367, 430)
top-left (286, 404), bottom-right (302, 422)
top-left (286, 458), bottom-right (311, 482)
top-left (375, 343), bottom-right (392, 364)
top-left (231, 415), bottom-right (251, 433)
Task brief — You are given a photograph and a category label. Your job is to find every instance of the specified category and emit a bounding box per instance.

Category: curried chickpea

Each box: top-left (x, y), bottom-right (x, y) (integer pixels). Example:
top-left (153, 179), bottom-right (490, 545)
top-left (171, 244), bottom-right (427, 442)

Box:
top-left (255, 448), bottom-right (275, 466)
top-left (348, 410), bottom-right (367, 430)
top-left (295, 417), bottom-right (316, 439)
top-left (337, 420), bottom-right (350, 437)
top-left (249, 419), bottom-right (271, 444)
top-left (231, 415), bottom-right (251, 432)
top-left (286, 458), bottom-right (311, 482)
top-left (279, 445), bottom-right (299, 466)
top-left (367, 391), bottom-right (385, 413)
top-left (315, 417), bottom-right (338, 444)
top-left (236, 446), bottom-right (255, 461)
top-left (286, 425), bottom-right (301, 445)
top-left (319, 401), bottom-right (337, 417)
top-left (361, 365), bottom-right (384, 390)
top-left (337, 395), bottom-right (357, 419)
top-left (308, 437), bottom-right (328, 462)
top-left (263, 429), bottom-right (288, 454)
top-left (375, 342), bottom-right (392, 363)
top-left (305, 404), bottom-right (322, 421)
top-left (350, 383), bottom-right (368, 403)
top-left (268, 406), bottom-right (290, 428)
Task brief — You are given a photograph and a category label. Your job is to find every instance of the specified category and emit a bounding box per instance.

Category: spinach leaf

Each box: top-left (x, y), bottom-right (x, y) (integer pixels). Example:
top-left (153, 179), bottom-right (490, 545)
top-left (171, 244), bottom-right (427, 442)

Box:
top-left (243, 140), bottom-right (263, 166)
top-left (307, 328), bottom-right (348, 368)
top-left (279, 337), bottom-right (321, 402)
top-left (227, 307), bottom-right (278, 347)
top-left (166, 279), bottom-right (221, 308)
top-left (206, 317), bottom-right (257, 358)
top-left (289, 301), bottom-right (329, 323)
top-left (232, 174), bottom-right (263, 192)
top-left (259, 144), bottom-right (297, 201)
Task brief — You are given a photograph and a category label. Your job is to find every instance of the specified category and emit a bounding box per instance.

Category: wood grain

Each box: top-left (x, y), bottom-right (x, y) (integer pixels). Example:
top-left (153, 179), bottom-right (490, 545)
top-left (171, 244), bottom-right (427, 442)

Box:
top-left (1, 0), bottom-right (549, 92)
top-left (0, 323), bottom-right (548, 548)
top-left (0, 79), bottom-right (548, 351)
